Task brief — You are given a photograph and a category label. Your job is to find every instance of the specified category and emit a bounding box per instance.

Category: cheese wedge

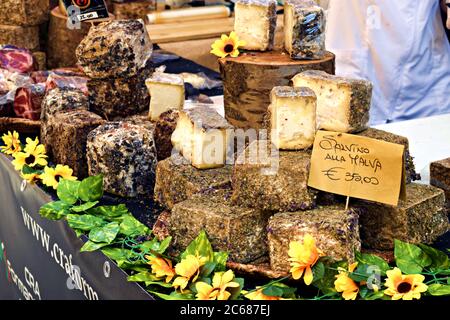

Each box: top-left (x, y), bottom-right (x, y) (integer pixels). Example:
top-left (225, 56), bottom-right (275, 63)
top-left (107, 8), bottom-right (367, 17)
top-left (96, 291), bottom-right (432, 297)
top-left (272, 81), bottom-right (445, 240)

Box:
top-left (292, 70), bottom-right (372, 133)
top-left (146, 73), bottom-right (185, 121)
top-left (284, 0), bottom-right (326, 60)
top-left (171, 107), bottom-right (234, 169)
top-left (268, 86), bottom-right (317, 150)
top-left (234, 0), bottom-right (277, 51)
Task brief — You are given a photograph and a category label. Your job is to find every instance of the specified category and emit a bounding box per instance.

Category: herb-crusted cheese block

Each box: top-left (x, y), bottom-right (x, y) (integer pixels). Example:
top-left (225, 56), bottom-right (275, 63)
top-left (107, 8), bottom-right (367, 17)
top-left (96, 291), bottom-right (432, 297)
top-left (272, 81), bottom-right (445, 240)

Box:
top-left (154, 153), bottom-right (232, 209)
top-left (76, 19), bottom-right (152, 79)
top-left (146, 73), bottom-right (184, 121)
top-left (234, 0), bottom-right (277, 51)
top-left (51, 110), bottom-right (105, 178)
top-left (170, 189), bottom-right (271, 263)
top-left (40, 88), bottom-right (89, 157)
top-left (284, 0), bottom-right (326, 60)
top-left (88, 64), bottom-right (152, 120)
top-left (0, 25), bottom-right (40, 51)
top-left (268, 86), bottom-right (317, 150)
top-left (430, 158), bottom-right (450, 208)
top-left (154, 109), bottom-right (180, 161)
top-left (0, 0), bottom-right (49, 26)
top-left (231, 140), bottom-right (317, 212)
top-left (356, 183), bottom-right (449, 250)
top-left (357, 128), bottom-right (419, 183)
top-left (292, 70), bottom-right (372, 133)
top-left (87, 122), bottom-right (157, 198)
top-left (268, 206), bottom-right (361, 271)
top-left (112, 0), bottom-right (156, 20)
top-left (171, 107), bottom-right (234, 169)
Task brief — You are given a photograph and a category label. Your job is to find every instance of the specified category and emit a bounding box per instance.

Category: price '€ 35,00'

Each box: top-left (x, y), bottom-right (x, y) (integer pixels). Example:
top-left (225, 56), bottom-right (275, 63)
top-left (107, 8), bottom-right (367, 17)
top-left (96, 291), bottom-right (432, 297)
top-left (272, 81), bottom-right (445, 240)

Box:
top-left (307, 131), bottom-right (406, 206)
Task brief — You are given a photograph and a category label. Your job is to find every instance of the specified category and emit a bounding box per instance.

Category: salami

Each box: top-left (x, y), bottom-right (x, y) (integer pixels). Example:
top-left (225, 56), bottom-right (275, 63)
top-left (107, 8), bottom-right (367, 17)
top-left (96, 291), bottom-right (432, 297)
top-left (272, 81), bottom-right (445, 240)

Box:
top-left (0, 45), bottom-right (35, 74)
top-left (45, 73), bottom-right (89, 96)
top-left (13, 83), bottom-right (45, 120)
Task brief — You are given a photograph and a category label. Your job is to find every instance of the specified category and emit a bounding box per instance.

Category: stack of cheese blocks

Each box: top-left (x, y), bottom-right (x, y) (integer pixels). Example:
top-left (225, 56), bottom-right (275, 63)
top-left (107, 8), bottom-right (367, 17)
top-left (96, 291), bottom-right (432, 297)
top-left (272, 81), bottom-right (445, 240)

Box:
top-left (153, 0), bottom-right (449, 271)
top-left (0, 0), bottom-right (49, 69)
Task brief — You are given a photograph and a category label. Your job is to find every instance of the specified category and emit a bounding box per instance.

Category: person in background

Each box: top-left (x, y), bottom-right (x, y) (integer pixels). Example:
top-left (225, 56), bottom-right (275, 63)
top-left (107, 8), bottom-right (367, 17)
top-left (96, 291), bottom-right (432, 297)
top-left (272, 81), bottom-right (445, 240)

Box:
top-left (324, 0), bottom-right (450, 125)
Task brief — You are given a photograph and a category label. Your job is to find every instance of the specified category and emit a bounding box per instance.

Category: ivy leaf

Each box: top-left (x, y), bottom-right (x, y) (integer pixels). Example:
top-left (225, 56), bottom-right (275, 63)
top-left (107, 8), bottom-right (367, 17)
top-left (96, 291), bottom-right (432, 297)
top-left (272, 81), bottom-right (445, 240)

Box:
top-left (57, 180), bottom-right (81, 205)
top-left (213, 252), bottom-right (229, 272)
top-left (87, 204), bottom-right (129, 219)
top-left (119, 215), bottom-right (149, 237)
top-left (181, 230), bottom-right (214, 262)
top-left (427, 284), bottom-right (450, 296)
top-left (88, 222), bottom-right (120, 244)
top-left (71, 201), bottom-right (99, 213)
top-left (355, 251), bottom-right (390, 276)
top-left (78, 175), bottom-right (103, 202)
top-left (39, 201), bottom-right (71, 220)
top-left (418, 244), bottom-right (449, 271)
top-left (127, 272), bottom-right (158, 283)
top-left (394, 239), bottom-right (432, 274)
top-left (66, 214), bottom-right (106, 231)
top-left (80, 241), bottom-right (109, 252)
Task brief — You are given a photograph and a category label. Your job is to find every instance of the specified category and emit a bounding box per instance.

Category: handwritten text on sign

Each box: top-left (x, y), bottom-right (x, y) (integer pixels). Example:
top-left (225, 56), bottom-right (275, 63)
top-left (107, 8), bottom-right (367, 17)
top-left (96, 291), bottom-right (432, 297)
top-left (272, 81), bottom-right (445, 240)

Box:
top-left (307, 131), bottom-right (405, 206)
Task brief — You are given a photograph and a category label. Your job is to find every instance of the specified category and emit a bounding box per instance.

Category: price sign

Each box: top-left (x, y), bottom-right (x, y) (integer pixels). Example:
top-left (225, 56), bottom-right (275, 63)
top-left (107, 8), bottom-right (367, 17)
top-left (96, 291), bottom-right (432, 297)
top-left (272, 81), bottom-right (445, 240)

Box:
top-left (308, 130), bottom-right (406, 206)
top-left (60, 0), bottom-right (109, 22)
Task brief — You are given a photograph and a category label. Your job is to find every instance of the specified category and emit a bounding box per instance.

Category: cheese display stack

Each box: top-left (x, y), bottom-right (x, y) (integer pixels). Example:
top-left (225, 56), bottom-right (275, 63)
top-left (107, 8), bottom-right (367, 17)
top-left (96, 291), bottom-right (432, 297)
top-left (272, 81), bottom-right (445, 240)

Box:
top-left (76, 19), bottom-right (153, 120)
top-left (0, 0), bottom-right (49, 51)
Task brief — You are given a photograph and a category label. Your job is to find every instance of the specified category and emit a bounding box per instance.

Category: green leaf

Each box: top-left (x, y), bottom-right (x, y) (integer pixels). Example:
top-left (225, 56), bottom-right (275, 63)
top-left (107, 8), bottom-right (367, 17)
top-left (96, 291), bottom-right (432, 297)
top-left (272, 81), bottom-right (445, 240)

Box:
top-left (312, 259), bottom-right (343, 295)
top-left (427, 284), bottom-right (450, 296)
top-left (22, 164), bottom-right (42, 175)
top-left (199, 262), bottom-right (216, 278)
top-left (71, 201), bottom-right (99, 213)
top-left (74, 229), bottom-right (85, 237)
top-left (87, 204), bottom-right (129, 219)
top-left (348, 264), bottom-right (371, 282)
top-left (39, 201), bottom-right (71, 220)
top-left (145, 281), bottom-right (173, 288)
top-left (394, 239), bottom-right (432, 274)
top-left (364, 291), bottom-right (386, 300)
top-left (228, 277), bottom-right (244, 300)
top-left (158, 236), bottom-right (172, 254)
top-left (66, 214), bottom-right (106, 231)
top-left (418, 244), bottom-right (449, 271)
top-left (88, 222), bottom-right (120, 244)
top-left (119, 215), bottom-right (149, 237)
top-left (213, 252), bottom-right (229, 272)
top-left (101, 247), bottom-right (135, 262)
top-left (262, 283), bottom-right (296, 298)
top-left (355, 251), bottom-right (390, 276)
top-left (181, 230), bottom-right (214, 262)
top-left (150, 291), bottom-right (194, 300)
top-left (57, 179), bottom-right (80, 205)
top-left (127, 272), bottom-right (158, 283)
top-left (116, 260), bottom-right (148, 272)
top-left (80, 240), bottom-right (109, 252)
top-left (312, 262), bottom-right (325, 282)
top-left (78, 175), bottom-right (103, 202)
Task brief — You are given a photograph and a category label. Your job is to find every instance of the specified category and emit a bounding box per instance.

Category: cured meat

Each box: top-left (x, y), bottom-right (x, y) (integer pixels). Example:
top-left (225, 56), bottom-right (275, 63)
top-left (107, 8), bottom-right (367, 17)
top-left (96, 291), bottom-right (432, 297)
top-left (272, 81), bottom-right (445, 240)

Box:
top-left (13, 83), bottom-right (45, 120)
top-left (31, 68), bottom-right (85, 84)
top-left (0, 45), bottom-right (35, 74)
top-left (0, 68), bottom-right (33, 116)
top-left (45, 73), bottom-right (89, 96)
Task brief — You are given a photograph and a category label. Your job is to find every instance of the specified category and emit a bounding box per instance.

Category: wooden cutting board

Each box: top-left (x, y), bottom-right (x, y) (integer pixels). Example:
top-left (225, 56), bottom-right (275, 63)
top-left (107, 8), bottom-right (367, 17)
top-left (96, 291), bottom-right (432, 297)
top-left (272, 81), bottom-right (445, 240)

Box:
top-left (146, 17), bottom-right (234, 43)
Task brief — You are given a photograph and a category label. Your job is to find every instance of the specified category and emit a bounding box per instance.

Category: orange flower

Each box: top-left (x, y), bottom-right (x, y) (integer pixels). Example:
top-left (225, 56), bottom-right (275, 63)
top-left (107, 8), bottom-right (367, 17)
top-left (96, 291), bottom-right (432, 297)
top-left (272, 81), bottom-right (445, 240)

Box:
top-left (245, 287), bottom-right (284, 301)
top-left (172, 255), bottom-right (207, 292)
top-left (146, 256), bottom-right (175, 283)
top-left (210, 31), bottom-right (246, 58)
top-left (384, 267), bottom-right (427, 300)
top-left (195, 270), bottom-right (240, 300)
top-left (288, 234), bottom-right (324, 285)
top-left (334, 262), bottom-right (360, 300)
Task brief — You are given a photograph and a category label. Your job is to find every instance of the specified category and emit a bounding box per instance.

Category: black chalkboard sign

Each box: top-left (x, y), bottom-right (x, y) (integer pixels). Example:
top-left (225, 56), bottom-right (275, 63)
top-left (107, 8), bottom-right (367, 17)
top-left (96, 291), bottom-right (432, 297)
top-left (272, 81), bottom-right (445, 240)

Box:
top-left (60, 0), bottom-right (110, 22)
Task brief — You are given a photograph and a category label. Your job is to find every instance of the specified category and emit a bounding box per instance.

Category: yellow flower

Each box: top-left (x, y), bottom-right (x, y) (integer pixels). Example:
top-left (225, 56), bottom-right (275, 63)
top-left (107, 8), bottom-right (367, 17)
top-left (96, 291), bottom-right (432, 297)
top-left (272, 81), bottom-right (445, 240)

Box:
top-left (146, 255), bottom-right (175, 283)
top-left (245, 287), bottom-right (284, 301)
top-left (21, 172), bottom-right (41, 184)
top-left (384, 267), bottom-right (427, 300)
top-left (195, 270), bottom-right (240, 300)
top-left (334, 262), bottom-right (360, 300)
top-left (12, 137), bottom-right (47, 171)
top-left (1, 131), bottom-right (21, 155)
top-left (288, 234), bottom-right (324, 285)
top-left (172, 255), bottom-right (207, 291)
top-left (40, 165), bottom-right (77, 190)
top-left (210, 31), bottom-right (246, 58)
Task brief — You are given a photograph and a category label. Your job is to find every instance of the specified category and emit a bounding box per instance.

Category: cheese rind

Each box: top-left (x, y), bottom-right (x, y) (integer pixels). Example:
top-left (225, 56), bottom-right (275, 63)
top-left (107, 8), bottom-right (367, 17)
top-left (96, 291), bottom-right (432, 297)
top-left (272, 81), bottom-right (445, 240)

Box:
top-left (292, 70), bottom-right (372, 133)
top-left (146, 73), bottom-right (184, 121)
top-left (231, 140), bottom-right (317, 212)
top-left (171, 107), bottom-right (234, 169)
top-left (268, 206), bottom-right (361, 271)
top-left (284, 0), bottom-right (326, 60)
top-left (86, 122), bottom-right (158, 198)
top-left (154, 153), bottom-right (233, 209)
top-left (76, 19), bottom-right (153, 79)
top-left (0, 25), bottom-right (40, 51)
top-left (170, 189), bottom-right (271, 263)
top-left (268, 86), bottom-right (316, 150)
top-left (0, 0), bottom-right (49, 26)
top-left (356, 183), bottom-right (449, 250)
top-left (430, 158), bottom-right (450, 209)
top-left (234, 0), bottom-right (277, 51)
